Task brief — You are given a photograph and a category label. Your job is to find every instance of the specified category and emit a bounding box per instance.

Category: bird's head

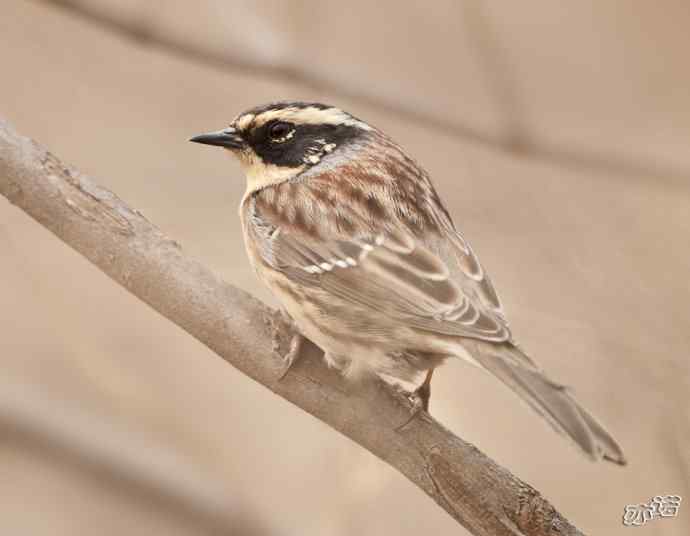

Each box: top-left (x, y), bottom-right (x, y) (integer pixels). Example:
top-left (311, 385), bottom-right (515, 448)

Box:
top-left (190, 101), bottom-right (374, 194)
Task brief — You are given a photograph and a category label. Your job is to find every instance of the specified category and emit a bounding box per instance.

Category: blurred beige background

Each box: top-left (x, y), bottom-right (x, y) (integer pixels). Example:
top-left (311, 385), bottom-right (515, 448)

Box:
top-left (1, 1), bottom-right (688, 535)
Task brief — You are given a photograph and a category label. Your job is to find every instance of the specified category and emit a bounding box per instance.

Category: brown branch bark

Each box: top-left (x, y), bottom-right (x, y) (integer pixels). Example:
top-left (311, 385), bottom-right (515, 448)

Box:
top-left (0, 119), bottom-right (584, 536)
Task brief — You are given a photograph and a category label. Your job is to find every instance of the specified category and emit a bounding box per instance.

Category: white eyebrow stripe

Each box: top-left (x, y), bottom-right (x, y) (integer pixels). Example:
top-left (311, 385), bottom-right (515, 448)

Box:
top-left (236, 113), bottom-right (255, 131)
top-left (251, 107), bottom-right (372, 130)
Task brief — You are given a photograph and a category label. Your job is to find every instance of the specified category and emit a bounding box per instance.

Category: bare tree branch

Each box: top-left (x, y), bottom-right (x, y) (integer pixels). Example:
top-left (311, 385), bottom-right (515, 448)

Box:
top-left (0, 380), bottom-right (273, 536)
top-left (0, 119), bottom-right (584, 536)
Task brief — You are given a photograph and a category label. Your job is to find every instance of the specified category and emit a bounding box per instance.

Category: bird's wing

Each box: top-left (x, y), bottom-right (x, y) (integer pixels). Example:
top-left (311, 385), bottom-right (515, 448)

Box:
top-left (246, 194), bottom-right (513, 345)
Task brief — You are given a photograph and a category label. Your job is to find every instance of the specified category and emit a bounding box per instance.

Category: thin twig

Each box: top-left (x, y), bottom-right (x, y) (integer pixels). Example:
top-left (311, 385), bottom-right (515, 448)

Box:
top-left (0, 119), bottom-right (584, 536)
top-left (41, 0), bottom-right (690, 184)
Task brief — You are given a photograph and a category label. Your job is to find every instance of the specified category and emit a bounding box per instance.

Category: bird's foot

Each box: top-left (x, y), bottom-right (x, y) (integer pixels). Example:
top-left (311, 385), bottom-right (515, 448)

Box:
top-left (392, 385), bottom-right (426, 431)
top-left (415, 372), bottom-right (432, 413)
top-left (393, 370), bottom-right (433, 431)
top-left (271, 310), bottom-right (305, 380)
top-left (278, 331), bottom-right (304, 380)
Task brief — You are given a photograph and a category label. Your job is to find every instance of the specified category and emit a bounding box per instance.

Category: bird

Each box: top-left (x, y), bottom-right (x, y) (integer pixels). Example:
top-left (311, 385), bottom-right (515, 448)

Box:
top-left (190, 101), bottom-right (626, 465)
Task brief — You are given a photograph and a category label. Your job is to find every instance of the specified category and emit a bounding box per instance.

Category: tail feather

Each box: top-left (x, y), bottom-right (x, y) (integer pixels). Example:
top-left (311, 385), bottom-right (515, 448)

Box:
top-left (467, 342), bottom-right (626, 465)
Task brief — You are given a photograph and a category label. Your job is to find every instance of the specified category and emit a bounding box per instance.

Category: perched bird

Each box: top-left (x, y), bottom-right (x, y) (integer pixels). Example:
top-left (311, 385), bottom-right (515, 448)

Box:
top-left (191, 101), bottom-right (626, 464)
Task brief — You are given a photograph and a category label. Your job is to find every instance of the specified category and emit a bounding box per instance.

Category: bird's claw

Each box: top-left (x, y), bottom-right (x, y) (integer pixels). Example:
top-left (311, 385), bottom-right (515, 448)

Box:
top-left (277, 332), bottom-right (304, 380)
top-left (270, 311), bottom-right (305, 380)
top-left (393, 384), bottom-right (425, 431)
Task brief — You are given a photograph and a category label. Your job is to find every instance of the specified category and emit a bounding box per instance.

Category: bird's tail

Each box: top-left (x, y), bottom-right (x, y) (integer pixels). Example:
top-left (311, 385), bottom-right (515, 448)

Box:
top-left (463, 341), bottom-right (626, 465)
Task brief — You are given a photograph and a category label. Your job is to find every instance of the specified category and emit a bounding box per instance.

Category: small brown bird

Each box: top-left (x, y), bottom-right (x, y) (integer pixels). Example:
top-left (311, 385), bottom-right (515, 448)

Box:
top-left (191, 101), bottom-right (626, 464)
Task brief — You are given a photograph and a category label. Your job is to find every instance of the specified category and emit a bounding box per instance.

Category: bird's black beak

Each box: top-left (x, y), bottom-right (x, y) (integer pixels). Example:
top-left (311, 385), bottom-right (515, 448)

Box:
top-left (189, 127), bottom-right (245, 149)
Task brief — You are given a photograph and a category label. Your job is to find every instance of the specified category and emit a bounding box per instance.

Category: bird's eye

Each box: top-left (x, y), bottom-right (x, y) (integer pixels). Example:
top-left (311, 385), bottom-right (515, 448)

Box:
top-left (268, 121), bottom-right (294, 142)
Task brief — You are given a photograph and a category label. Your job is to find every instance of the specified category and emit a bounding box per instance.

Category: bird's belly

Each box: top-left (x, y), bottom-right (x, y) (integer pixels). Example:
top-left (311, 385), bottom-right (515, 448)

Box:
top-left (257, 266), bottom-right (431, 382)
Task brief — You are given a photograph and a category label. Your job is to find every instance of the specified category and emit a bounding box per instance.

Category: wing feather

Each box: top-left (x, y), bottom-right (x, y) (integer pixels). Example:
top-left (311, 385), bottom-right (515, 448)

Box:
top-left (247, 197), bottom-right (511, 343)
